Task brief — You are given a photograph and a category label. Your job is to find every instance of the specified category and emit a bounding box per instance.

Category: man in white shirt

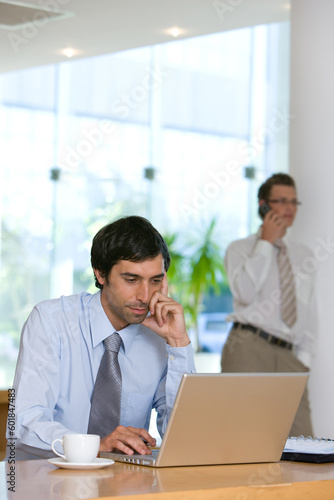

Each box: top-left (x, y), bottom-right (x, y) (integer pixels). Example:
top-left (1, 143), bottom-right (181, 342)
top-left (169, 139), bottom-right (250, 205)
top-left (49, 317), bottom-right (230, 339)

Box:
top-left (7, 216), bottom-right (196, 460)
top-left (221, 173), bottom-right (317, 437)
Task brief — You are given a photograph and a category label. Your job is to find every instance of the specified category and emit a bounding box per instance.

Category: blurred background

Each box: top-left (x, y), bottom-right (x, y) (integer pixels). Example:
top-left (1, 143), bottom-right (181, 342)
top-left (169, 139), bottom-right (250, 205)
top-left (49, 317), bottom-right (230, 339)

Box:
top-left (0, 2), bottom-right (290, 387)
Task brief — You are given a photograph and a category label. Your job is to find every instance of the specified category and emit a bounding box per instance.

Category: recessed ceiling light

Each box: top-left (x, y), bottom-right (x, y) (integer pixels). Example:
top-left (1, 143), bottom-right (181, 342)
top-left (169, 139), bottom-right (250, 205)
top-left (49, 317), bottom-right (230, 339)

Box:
top-left (61, 48), bottom-right (78, 58)
top-left (166, 27), bottom-right (184, 38)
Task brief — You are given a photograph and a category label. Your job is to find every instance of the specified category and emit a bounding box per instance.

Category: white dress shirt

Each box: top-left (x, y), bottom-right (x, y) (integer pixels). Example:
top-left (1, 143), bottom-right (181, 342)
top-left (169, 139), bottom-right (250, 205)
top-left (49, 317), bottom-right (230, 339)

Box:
top-left (225, 228), bottom-right (318, 368)
top-left (7, 291), bottom-right (196, 459)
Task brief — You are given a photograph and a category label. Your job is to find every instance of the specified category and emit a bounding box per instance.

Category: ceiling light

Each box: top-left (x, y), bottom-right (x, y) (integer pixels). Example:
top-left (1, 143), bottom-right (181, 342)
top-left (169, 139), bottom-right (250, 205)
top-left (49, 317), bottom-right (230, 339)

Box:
top-left (61, 48), bottom-right (77, 58)
top-left (166, 27), bottom-right (183, 38)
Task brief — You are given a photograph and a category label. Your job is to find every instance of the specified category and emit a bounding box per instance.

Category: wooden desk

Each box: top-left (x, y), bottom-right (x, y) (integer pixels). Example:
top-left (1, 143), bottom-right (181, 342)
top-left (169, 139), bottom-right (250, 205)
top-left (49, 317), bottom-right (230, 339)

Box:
top-left (1, 459), bottom-right (334, 500)
top-left (0, 391), bottom-right (8, 461)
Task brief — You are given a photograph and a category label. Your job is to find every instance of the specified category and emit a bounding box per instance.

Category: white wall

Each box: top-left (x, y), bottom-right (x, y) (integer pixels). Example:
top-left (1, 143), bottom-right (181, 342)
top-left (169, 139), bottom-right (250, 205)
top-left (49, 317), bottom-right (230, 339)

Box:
top-left (289, 0), bottom-right (334, 438)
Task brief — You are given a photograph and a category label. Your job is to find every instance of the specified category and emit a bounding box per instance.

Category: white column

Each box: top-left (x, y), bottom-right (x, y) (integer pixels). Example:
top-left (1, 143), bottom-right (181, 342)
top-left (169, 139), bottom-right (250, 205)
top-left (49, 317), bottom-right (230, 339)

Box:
top-left (289, 0), bottom-right (334, 437)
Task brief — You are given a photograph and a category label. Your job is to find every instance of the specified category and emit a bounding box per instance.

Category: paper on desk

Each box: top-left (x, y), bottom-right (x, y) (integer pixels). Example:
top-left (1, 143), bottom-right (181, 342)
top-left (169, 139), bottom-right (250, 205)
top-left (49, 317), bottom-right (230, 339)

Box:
top-left (284, 437), bottom-right (334, 455)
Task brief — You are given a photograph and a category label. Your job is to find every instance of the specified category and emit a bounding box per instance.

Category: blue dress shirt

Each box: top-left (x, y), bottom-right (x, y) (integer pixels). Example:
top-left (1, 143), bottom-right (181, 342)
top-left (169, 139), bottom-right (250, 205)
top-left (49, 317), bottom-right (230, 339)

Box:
top-left (8, 291), bottom-right (196, 460)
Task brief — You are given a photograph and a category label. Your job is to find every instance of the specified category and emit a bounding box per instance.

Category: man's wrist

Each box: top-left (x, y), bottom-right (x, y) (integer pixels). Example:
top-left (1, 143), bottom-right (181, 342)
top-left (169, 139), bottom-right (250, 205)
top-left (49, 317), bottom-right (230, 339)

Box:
top-left (260, 233), bottom-right (277, 244)
top-left (166, 335), bottom-right (190, 348)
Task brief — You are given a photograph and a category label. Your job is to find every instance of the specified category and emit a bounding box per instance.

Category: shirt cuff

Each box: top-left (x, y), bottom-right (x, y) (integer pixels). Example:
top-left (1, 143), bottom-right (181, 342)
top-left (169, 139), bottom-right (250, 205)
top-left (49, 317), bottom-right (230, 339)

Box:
top-left (254, 238), bottom-right (275, 257)
top-left (166, 342), bottom-right (196, 373)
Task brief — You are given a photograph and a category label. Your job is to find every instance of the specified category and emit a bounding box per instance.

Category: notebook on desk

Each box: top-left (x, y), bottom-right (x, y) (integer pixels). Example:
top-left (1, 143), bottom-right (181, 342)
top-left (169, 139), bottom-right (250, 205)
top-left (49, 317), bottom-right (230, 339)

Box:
top-left (101, 372), bottom-right (308, 468)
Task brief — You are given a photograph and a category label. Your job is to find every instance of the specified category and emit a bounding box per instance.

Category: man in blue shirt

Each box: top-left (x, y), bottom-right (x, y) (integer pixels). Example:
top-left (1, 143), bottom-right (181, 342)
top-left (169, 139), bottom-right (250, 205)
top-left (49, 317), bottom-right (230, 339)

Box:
top-left (7, 216), bottom-right (196, 460)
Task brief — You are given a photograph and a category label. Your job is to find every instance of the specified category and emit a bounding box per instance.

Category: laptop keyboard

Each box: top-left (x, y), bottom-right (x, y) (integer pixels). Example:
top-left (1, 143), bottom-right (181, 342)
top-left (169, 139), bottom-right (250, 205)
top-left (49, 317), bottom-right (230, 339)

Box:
top-left (118, 448), bottom-right (159, 465)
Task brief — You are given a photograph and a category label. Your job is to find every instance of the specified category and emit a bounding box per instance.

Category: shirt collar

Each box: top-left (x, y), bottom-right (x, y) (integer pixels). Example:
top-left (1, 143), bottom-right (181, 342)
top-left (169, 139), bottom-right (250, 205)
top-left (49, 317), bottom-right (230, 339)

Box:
top-left (89, 291), bottom-right (141, 350)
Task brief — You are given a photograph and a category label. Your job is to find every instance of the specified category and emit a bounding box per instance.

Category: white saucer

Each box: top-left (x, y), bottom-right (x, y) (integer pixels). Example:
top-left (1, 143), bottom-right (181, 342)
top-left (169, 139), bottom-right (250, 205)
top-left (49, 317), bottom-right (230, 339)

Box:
top-left (48, 457), bottom-right (114, 470)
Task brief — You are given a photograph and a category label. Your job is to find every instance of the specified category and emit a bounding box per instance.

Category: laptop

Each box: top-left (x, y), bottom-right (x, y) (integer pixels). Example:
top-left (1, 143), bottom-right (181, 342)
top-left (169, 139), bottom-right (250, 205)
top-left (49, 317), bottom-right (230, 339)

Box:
top-left (101, 372), bottom-right (308, 467)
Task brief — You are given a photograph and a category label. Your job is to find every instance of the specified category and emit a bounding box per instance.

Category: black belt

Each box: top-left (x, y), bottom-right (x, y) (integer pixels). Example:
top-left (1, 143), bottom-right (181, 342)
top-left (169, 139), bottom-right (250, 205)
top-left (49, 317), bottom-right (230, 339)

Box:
top-left (233, 322), bottom-right (293, 351)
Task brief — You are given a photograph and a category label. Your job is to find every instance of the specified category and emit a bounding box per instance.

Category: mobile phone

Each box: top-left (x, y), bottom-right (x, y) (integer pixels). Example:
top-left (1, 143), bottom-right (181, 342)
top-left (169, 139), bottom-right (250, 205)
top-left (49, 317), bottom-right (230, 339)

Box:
top-left (259, 201), bottom-right (271, 218)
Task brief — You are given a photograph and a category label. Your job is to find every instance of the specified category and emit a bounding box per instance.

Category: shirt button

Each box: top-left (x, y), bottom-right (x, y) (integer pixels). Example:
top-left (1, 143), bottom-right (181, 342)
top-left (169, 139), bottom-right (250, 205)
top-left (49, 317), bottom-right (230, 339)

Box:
top-left (169, 355), bottom-right (175, 361)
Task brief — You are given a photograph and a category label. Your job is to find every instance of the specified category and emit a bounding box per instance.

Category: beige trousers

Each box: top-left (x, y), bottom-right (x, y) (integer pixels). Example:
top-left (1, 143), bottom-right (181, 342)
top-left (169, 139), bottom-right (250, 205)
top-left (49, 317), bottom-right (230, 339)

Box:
top-left (221, 326), bottom-right (313, 438)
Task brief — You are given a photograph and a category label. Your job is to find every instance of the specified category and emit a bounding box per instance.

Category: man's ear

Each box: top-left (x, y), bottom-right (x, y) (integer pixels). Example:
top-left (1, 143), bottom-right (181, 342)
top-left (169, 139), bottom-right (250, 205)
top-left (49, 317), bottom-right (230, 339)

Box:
top-left (93, 268), bottom-right (105, 286)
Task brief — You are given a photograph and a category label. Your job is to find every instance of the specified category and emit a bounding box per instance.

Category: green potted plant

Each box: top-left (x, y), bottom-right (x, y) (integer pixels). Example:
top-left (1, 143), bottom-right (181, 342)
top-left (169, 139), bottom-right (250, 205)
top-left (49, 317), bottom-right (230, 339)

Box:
top-left (164, 218), bottom-right (226, 351)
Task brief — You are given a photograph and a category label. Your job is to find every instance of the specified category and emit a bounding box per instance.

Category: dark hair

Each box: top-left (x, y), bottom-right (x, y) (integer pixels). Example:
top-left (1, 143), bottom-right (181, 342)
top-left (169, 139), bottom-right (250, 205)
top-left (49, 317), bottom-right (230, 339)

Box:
top-left (257, 173), bottom-right (296, 218)
top-left (91, 216), bottom-right (171, 289)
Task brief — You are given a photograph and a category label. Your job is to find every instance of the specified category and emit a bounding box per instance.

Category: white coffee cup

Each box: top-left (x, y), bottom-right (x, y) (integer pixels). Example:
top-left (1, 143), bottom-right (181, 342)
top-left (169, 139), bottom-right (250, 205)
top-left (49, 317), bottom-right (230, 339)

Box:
top-left (51, 434), bottom-right (100, 463)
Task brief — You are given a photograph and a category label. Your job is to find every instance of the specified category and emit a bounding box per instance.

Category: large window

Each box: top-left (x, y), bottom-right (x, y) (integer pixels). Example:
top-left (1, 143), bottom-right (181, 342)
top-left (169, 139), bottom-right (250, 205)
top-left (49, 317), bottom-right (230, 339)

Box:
top-left (0, 22), bottom-right (290, 387)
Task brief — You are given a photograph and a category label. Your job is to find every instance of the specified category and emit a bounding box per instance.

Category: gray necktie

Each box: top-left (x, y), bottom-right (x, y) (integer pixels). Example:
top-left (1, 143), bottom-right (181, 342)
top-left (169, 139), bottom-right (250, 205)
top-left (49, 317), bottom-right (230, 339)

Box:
top-left (88, 332), bottom-right (122, 437)
top-left (276, 240), bottom-right (297, 328)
